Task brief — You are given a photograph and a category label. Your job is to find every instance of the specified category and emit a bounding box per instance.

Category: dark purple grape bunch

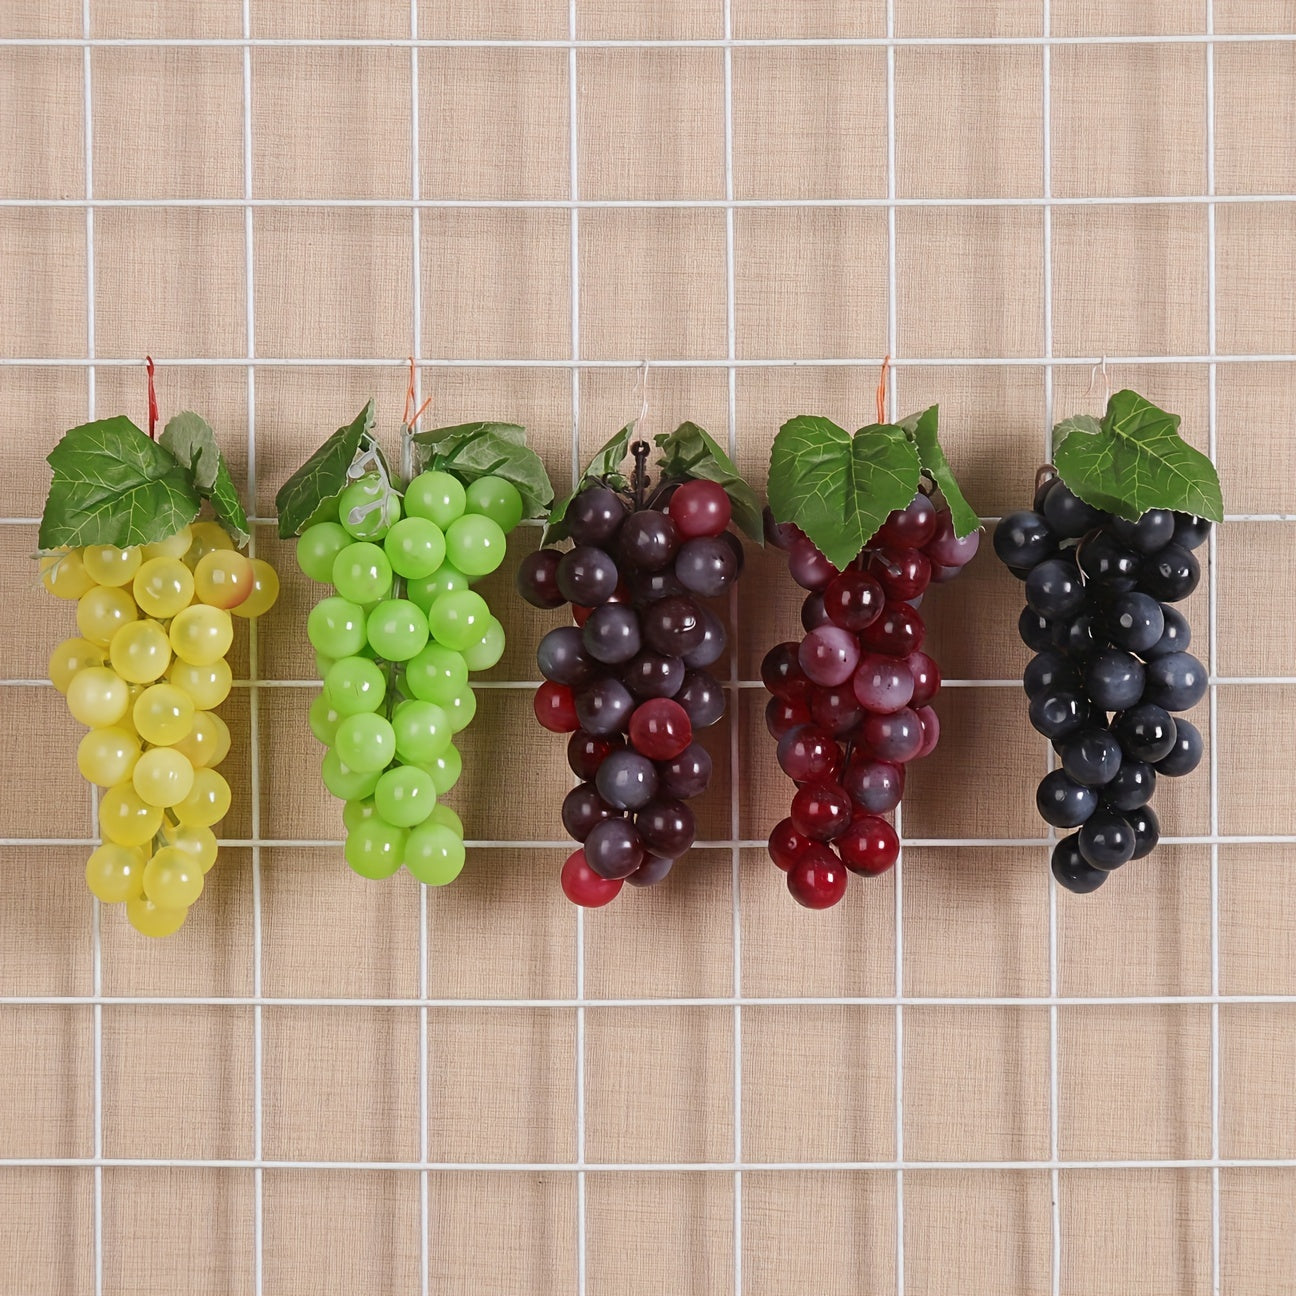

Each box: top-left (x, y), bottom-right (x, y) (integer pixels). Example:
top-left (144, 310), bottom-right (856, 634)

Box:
top-left (995, 476), bottom-right (1210, 894)
top-left (517, 457), bottom-right (740, 907)
top-left (762, 492), bottom-right (980, 910)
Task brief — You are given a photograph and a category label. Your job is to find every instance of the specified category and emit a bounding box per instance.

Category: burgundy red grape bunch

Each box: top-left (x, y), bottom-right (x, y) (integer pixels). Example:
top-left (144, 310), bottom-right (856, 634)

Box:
top-left (518, 421), bottom-right (762, 907)
top-left (994, 390), bottom-right (1223, 894)
top-left (761, 395), bottom-right (981, 909)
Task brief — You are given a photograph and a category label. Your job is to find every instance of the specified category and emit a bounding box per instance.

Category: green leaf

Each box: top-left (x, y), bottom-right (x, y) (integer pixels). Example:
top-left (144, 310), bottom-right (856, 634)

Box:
top-left (413, 422), bottom-right (553, 521)
top-left (159, 411), bottom-right (251, 548)
top-left (38, 416), bottom-right (203, 552)
top-left (1053, 390), bottom-right (1223, 523)
top-left (768, 415), bottom-right (922, 569)
top-left (1051, 414), bottom-right (1101, 459)
top-left (905, 404), bottom-right (980, 539)
top-left (544, 423), bottom-right (634, 544)
top-left (274, 401), bottom-right (377, 538)
top-left (653, 421), bottom-right (764, 542)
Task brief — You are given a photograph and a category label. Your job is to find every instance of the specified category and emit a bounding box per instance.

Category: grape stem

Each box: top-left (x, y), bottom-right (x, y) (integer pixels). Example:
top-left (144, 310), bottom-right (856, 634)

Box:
top-left (145, 356), bottom-right (159, 440)
top-left (630, 439), bottom-right (651, 510)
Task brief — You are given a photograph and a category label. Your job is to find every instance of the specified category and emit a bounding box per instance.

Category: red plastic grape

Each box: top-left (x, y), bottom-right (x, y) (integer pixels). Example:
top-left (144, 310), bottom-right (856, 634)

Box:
top-left (776, 725), bottom-right (842, 783)
top-left (868, 547), bottom-right (932, 601)
top-left (790, 781), bottom-right (852, 841)
top-left (798, 626), bottom-right (860, 687)
top-left (924, 510), bottom-right (981, 568)
top-left (567, 730), bottom-right (622, 780)
top-left (765, 695), bottom-right (811, 740)
top-left (877, 493), bottom-right (938, 549)
top-left (786, 844), bottom-right (848, 909)
top-left (760, 641), bottom-right (808, 700)
top-left (768, 817), bottom-right (812, 871)
top-left (860, 708), bottom-right (924, 763)
top-left (914, 705), bottom-right (941, 759)
top-left (668, 479), bottom-right (731, 538)
top-left (534, 681), bottom-right (579, 733)
top-left (787, 537), bottom-right (839, 591)
top-left (906, 651), bottom-right (941, 707)
top-left (852, 652), bottom-right (915, 715)
top-left (823, 570), bottom-right (883, 631)
top-left (627, 698), bottom-right (692, 760)
top-left (837, 815), bottom-right (900, 876)
top-left (860, 602), bottom-right (925, 657)
top-left (808, 684), bottom-right (864, 738)
top-left (841, 757), bottom-right (905, 814)
top-left (560, 848), bottom-right (623, 907)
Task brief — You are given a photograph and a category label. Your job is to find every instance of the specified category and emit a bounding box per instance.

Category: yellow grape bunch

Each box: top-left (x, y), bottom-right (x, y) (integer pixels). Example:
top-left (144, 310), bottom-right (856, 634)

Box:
top-left (37, 395), bottom-right (276, 937)
top-left (275, 400), bottom-right (552, 887)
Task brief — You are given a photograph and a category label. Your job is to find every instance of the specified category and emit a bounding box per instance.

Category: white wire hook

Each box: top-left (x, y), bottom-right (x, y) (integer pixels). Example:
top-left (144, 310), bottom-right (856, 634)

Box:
top-left (1085, 355), bottom-right (1111, 403)
top-left (633, 359), bottom-right (650, 433)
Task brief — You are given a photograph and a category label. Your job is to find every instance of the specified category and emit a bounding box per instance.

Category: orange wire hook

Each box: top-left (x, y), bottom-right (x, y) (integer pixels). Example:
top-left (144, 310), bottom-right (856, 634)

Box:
top-left (145, 356), bottom-right (158, 440)
top-left (875, 354), bottom-right (891, 425)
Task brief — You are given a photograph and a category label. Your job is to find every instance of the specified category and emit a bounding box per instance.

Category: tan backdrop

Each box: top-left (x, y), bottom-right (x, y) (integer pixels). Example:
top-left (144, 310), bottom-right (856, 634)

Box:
top-left (2, 1), bottom-right (1294, 1293)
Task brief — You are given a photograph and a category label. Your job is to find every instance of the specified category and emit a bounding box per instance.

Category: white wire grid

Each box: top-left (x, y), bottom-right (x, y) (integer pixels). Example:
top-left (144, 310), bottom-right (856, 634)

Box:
top-left (1, 5), bottom-right (1293, 1293)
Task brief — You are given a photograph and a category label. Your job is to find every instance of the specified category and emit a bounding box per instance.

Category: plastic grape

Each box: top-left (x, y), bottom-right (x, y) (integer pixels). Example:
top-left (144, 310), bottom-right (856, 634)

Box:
top-left (322, 749), bottom-right (382, 801)
top-left (391, 699), bottom-right (452, 765)
top-left (99, 783), bottom-right (163, 847)
top-left (143, 845), bottom-right (205, 908)
top-left (461, 617), bottom-right (506, 672)
top-left (76, 726), bottom-right (140, 786)
top-left (133, 556), bottom-right (195, 618)
top-left (185, 521), bottom-right (236, 565)
top-left (465, 475), bottom-right (524, 533)
top-left (337, 477), bottom-right (401, 541)
top-left (308, 692), bottom-right (342, 745)
top-left (82, 544), bottom-right (142, 587)
top-left (172, 710), bottom-right (231, 769)
top-left (194, 549), bottom-right (254, 610)
top-left (342, 798), bottom-right (379, 833)
top-left (169, 604), bottom-right (234, 666)
top-left (171, 767), bottom-right (232, 828)
top-left (440, 686), bottom-right (477, 734)
top-left (168, 658), bottom-right (233, 710)
top-left (403, 643), bottom-right (468, 705)
top-left (126, 895), bottom-right (188, 938)
top-left (109, 619), bottom-right (172, 684)
top-left (307, 596), bottom-right (367, 658)
top-left (403, 470), bottom-right (466, 529)
top-left (344, 819), bottom-right (407, 879)
top-left (49, 638), bottom-right (105, 693)
top-left (403, 822), bottom-right (466, 885)
top-left (365, 598), bottom-right (430, 661)
top-left (133, 683), bottom-right (195, 745)
top-left (132, 747), bottom-right (196, 808)
top-left (296, 521), bottom-right (351, 582)
top-left (67, 666), bottom-right (131, 727)
top-left (373, 764), bottom-right (436, 827)
top-left (405, 563), bottom-right (471, 612)
top-left (426, 803), bottom-right (465, 837)
top-left (231, 559), bottom-right (279, 619)
top-left (426, 590), bottom-right (490, 652)
top-left (77, 585), bottom-right (138, 645)
top-left (40, 550), bottom-right (95, 599)
top-left (323, 655), bottom-right (386, 716)
top-left (334, 712), bottom-right (398, 774)
top-left (142, 525), bottom-right (192, 561)
top-left (332, 541), bottom-right (393, 604)
top-left (383, 516), bottom-right (446, 579)
top-left (161, 822), bottom-right (219, 873)
top-left (424, 744), bottom-right (462, 795)
top-left (444, 514), bottom-right (507, 578)
top-left (84, 843), bottom-right (145, 904)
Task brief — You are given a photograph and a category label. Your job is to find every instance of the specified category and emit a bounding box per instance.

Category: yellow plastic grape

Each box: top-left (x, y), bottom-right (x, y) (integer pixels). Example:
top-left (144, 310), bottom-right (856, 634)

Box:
top-left (82, 544), bottom-right (142, 587)
top-left (84, 843), bottom-right (145, 904)
top-left (132, 747), bottom-right (196, 808)
top-left (40, 550), bottom-right (95, 599)
top-left (230, 559), bottom-right (279, 619)
top-left (185, 521), bottom-right (235, 567)
top-left (170, 604), bottom-right (233, 666)
top-left (172, 710), bottom-right (231, 769)
top-left (142, 845), bottom-right (204, 908)
top-left (49, 637), bottom-right (105, 693)
top-left (132, 682), bottom-right (195, 745)
top-left (109, 619), bottom-right (172, 685)
top-left (76, 726), bottom-right (141, 786)
top-left (66, 666), bottom-right (131, 727)
top-left (98, 782), bottom-right (163, 847)
top-left (194, 549), bottom-right (254, 610)
top-left (76, 586), bottom-right (138, 646)
top-left (142, 525), bottom-right (193, 561)
top-left (161, 822), bottom-right (218, 873)
top-left (133, 557), bottom-right (195, 619)
top-left (168, 658), bottom-right (232, 710)
top-left (126, 895), bottom-right (188, 938)
top-left (172, 767), bottom-right (232, 828)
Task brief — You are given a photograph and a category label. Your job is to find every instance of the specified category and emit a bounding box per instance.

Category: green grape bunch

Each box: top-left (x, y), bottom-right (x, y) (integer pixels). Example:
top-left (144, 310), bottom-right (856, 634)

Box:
top-left (279, 400), bottom-right (552, 886)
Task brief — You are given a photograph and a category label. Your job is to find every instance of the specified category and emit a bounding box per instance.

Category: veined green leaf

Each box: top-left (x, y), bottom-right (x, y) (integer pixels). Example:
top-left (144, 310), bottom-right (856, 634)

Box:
top-left (38, 416), bottom-right (203, 552)
top-left (905, 404), bottom-right (979, 539)
top-left (544, 423), bottom-right (634, 544)
top-left (159, 411), bottom-right (251, 548)
top-left (1054, 390), bottom-right (1223, 522)
top-left (768, 415), bottom-right (922, 569)
top-left (274, 401), bottom-right (376, 538)
top-left (653, 421), bottom-right (763, 542)
top-left (413, 422), bottom-right (552, 521)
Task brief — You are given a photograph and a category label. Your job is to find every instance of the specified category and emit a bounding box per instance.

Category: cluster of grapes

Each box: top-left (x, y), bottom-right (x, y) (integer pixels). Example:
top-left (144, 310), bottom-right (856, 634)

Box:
top-left (297, 467), bottom-right (521, 885)
top-left (762, 495), bottom-right (979, 909)
top-left (518, 473), bottom-right (739, 906)
top-left (42, 522), bottom-right (278, 936)
top-left (995, 480), bottom-right (1209, 893)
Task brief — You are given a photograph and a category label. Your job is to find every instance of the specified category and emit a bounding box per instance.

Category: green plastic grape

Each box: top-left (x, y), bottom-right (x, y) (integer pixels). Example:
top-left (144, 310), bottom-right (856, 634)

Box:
top-left (309, 692), bottom-right (342, 745)
top-left (404, 642), bottom-right (469, 705)
top-left (334, 712), bottom-right (398, 773)
top-left (383, 516), bottom-right (447, 579)
top-left (426, 590), bottom-right (490, 652)
top-left (332, 542), bottom-right (393, 604)
top-left (323, 655), bottom-right (386, 716)
top-left (307, 595), bottom-right (367, 658)
top-left (465, 475), bottom-right (524, 533)
top-left (337, 477), bottom-right (401, 541)
top-left (404, 470), bottom-right (466, 529)
top-left (426, 803), bottom-right (465, 837)
top-left (424, 744), bottom-right (463, 795)
top-left (365, 598), bottom-right (430, 662)
top-left (445, 514), bottom-right (507, 578)
top-left (297, 522), bottom-right (351, 583)
top-left (374, 764), bottom-right (437, 827)
top-left (406, 563), bottom-right (472, 612)
top-left (342, 798), bottom-right (379, 833)
top-left (403, 822), bottom-right (466, 886)
top-left (345, 819), bottom-right (407, 879)
top-left (322, 748), bottom-right (382, 800)
top-left (442, 686), bottom-right (477, 734)
top-left (461, 616), bottom-right (506, 672)
top-left (391, 699), bottom-right (452, 765)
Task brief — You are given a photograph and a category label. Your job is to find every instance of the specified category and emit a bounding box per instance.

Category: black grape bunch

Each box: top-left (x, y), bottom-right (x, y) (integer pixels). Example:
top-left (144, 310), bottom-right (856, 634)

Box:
top-left (761, 394), bottom-right (981, 909)
top-left (994, 389), bottom-right (1224, 895)
top-left (516, 421), bottom-right (761, 907)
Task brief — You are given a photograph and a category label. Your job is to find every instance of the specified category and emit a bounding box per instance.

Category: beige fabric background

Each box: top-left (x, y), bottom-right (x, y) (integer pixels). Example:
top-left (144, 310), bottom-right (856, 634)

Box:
top-left (2, 1), bottom-right (1295, 1292)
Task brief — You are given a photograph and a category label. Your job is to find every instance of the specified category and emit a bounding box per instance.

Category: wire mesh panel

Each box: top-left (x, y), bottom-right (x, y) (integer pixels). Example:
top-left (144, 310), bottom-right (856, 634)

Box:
top-left (1, 0), bottom-right (1295, 1292)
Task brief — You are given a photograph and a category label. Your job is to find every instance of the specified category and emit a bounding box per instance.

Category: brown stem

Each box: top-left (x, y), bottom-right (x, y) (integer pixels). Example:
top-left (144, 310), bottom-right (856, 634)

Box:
top-left (145, 356), bottom-right (158, 440)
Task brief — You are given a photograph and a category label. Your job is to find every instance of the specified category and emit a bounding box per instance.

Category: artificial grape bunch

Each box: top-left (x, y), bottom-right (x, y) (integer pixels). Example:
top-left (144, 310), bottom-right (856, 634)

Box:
top-left (760, 399), bottom-right (981, 909)
top-left (518, 422), bottom-right (761, 907)
top-left (38, 384), bottom-right (275, 937)
top-left (278, 398), bottom-right (552, 887)
top-left (994, 390), bottom-right (1223, 894)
